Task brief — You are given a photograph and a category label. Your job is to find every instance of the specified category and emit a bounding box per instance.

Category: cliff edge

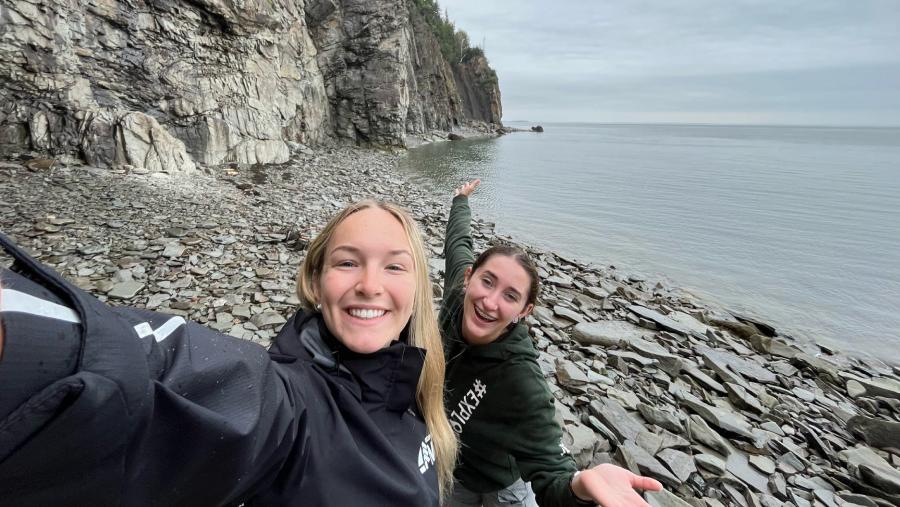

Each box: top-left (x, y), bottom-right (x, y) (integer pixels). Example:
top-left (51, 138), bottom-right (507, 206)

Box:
top-left (0, 0), bottom-right (502, 171)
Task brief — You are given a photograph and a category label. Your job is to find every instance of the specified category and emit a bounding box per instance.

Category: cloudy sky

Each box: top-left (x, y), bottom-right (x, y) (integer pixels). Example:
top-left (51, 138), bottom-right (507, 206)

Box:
top-left (441, 0), bottom-right (900, 126)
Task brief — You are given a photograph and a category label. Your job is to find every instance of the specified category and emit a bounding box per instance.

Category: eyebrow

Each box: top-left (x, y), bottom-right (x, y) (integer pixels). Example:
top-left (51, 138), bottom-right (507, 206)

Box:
top-left (329, 245), bottom-right (414, 260)
top-left (481, 270), bottom-right (523, 297)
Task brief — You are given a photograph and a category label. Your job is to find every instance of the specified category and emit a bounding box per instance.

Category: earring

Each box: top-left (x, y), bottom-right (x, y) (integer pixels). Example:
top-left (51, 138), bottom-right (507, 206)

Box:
top-left (315, 303), bottom-right (322, 311)
top-left (512, 317), bottom-right (519, 324)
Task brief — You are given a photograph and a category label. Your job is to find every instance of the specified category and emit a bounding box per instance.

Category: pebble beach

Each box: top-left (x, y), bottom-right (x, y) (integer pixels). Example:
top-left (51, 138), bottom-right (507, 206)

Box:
top-left (3, 148), bottom-right (900, 507)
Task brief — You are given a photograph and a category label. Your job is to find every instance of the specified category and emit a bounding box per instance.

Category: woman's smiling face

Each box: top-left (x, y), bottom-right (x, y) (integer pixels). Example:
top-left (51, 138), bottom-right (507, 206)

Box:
top-left (316, 207), bottom-right (416, 353)
top-left (461, 254), bottom-right (534, 345)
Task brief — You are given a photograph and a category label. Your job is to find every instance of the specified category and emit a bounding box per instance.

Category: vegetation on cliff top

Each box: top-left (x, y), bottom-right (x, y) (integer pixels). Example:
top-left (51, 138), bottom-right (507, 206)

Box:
top-left (410, 0), bottom-right (498, 86)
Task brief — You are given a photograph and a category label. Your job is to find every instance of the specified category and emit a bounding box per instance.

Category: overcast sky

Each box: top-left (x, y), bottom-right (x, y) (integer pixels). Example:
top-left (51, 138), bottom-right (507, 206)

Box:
top-left (441, 0), bottom-right (900, 126)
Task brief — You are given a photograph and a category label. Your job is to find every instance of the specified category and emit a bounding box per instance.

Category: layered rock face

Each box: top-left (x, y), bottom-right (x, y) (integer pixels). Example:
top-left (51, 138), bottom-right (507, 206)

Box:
top-left (0, 0), bottom-right (501, 171)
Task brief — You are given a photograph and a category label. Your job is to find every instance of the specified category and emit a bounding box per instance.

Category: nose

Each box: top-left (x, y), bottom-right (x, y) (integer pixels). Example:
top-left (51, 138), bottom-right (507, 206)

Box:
top-left (355, 266), bottom-right (384, 297)
top-left (481, 290), bottom-right (501, 311)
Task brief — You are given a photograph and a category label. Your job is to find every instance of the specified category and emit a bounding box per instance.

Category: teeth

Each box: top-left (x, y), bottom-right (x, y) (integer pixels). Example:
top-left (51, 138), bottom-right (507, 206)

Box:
top-left (474, 306), bottom-right (497, 322)
top-left (349, 308), bottom-right (386, 320)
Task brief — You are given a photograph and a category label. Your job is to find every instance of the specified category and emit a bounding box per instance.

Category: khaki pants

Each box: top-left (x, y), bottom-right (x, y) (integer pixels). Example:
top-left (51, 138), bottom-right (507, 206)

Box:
top-left (449, 478), bottom-right (539, 507)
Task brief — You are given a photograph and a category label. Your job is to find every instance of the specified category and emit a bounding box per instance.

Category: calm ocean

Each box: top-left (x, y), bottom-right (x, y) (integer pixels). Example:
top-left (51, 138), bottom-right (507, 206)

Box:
top-left (398, 122), bottom-right (900, 360)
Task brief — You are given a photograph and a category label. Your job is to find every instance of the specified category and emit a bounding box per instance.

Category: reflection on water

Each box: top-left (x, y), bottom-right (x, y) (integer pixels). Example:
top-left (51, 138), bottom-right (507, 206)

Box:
top-left (398, 124), bottom-right (900, 359)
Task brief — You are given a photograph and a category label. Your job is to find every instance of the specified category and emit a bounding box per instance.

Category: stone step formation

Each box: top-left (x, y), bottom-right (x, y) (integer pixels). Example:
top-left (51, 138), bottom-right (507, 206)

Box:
top-left (2, 151), bottom-right (899, 507)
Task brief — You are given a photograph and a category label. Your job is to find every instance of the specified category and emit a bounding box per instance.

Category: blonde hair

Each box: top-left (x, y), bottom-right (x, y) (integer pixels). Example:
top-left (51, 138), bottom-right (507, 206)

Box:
top-left (296, 200), bottom-right (458, 499)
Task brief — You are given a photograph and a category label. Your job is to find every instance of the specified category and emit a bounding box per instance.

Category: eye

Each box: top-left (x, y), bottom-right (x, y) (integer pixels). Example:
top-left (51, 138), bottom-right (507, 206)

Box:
top-left (335, 259), bottom-right (357, 268)
top-left (504, 292), bottom-right (520, 302)
top-left (481, 277), bottom-right (493, 288)
top-left (386, 263), bottom-right (408, 272)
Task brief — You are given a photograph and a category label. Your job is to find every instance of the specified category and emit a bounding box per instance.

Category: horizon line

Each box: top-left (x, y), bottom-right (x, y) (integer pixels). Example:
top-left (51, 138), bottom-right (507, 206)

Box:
top-left (502, 120), bottom-right (900, 129)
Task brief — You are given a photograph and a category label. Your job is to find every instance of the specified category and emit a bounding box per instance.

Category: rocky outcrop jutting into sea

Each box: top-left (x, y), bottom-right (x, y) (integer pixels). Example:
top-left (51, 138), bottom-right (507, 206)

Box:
top-left (0, 0), bottom-right (502, 169)
top-left (3, 153), bottom-right (899, 507)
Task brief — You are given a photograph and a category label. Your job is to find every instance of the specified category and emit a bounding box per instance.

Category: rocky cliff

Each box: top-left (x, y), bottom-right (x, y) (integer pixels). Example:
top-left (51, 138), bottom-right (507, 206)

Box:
top-left (0, 0), bottom-right (502, 171)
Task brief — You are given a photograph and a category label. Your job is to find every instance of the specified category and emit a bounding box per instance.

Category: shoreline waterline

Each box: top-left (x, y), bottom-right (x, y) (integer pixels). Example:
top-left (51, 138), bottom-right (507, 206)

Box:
top-left (397, 123), bottom-right (900, 361)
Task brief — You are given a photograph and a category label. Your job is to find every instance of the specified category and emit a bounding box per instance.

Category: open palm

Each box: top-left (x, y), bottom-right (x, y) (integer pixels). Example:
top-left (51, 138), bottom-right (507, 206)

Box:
top-left (573, 463), bottom-right (663, 507)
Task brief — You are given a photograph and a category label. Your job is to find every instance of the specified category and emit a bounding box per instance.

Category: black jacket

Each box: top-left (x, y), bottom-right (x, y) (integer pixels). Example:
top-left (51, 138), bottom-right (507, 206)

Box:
top-left (0, 232), bottom-right (439, 506)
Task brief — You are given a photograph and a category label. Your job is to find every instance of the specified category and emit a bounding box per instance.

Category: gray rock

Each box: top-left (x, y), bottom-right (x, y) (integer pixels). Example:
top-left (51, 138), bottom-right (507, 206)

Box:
top-left (107, 281), bottom-right (145, 299)
top-left (695, 454), bottom-right (726, 475)
top-left (606, 388), bottom-right (640, 410)
top-left (696, 345), bottom-right (776, 384)
top-left (853, 377), bottom-right (900, 400)
top-left (646, 489), bottom-right (695, 507)
top-left (656, 448), bottom-right (696, 482)
top-left (749, 455), bottom-right (776, 475)
top-left (685, 415), bottom-right (730, 455)
top-left (571, 320), bottom-right (650, 347)
top-left (628, 305), bottom-right (693, 335)
top-left (607, 350), bottom-right (658, 368)
top-left (637, 403), bottom-right (685, 434)
top-left (556, 360), bottom-right (589, 388)
top-left (681, 394), bottom-right (754, 439)
top-left (590, 398), bottom-right (646, 443)
top-left (618, 440), bottom-right (680, 488)
top-left (553, 305), bottom-right (585, 324)
top-left (249, 311), bottom-right (287, 329)
top-left (725, 382), bottom-right (765, 415)
top-left (846, 379), bottom-right (867, 398)
top-left (847, 414), bottom-right (900, 451)
top-left (838, 445), bottom-right (900, 493)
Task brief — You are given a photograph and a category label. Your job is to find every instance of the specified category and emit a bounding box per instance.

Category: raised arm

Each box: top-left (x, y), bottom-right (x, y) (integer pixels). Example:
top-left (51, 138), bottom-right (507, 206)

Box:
top-left (442, 179), bottom-right (480, 299)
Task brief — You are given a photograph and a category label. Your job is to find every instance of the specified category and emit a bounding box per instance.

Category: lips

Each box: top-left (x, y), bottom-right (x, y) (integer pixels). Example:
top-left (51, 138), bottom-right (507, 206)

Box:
top-left (471, 304), bottom-right (497, 323)
top-left (346, 307), bottom-right (388, 320)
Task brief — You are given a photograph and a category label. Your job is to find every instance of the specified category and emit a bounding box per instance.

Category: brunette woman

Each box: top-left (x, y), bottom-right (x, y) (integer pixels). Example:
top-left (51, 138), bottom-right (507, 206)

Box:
top-left (441, 180), bottom-right (663, 507)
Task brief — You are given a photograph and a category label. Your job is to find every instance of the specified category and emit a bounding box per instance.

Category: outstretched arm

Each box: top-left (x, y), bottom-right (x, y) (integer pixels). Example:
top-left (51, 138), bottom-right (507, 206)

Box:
top-left (0, 280), bottom-right (4, 359)
top-left (442, 179), bottom-right (481, 297)
top-left (0, 236), bottom-right (300, 505)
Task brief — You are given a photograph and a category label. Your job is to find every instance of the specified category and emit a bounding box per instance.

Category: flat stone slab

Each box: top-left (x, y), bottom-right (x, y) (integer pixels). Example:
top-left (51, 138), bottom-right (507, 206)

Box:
top-left (572, 320), bottom-right (650, 347)
top-left (696, 344), bottom-right (776, 384)
top-left (685, 415), bottom-right (730, 455)
top-left (590, 398), bottom-right (646, 443)
top-left (628, 305), bottom-right (693, 335)
top-left (681, 394), bottom-right (754, 439)
top-left (695, 453), bottom-right (726, 474)
top-left (667, 311), bottom-right (709, 335)
top-left (556, 360), bottom-right (589, 387)
top-left (553, 305), bottom-right (585, 324)
top-left (646, 489), bottom-right (695, 507)
top-left (619, 440), bottom-right (680, 488)
top-left (847, 415), bottom-right (900, 450)
top-left (637, 403), bottom-right (685, 434)
top-left (855, 377), bottom-right (900, 400)
top-left (657, 448), bottom-right (696, 482)
top-left (607, 350), bottom-right (658, 368)
top-left (107, 281), bottom-right (145, 299)
top-left (249, 311), bottom-right (287, 329)
top-left (838, 446), bottom-right (900, 493)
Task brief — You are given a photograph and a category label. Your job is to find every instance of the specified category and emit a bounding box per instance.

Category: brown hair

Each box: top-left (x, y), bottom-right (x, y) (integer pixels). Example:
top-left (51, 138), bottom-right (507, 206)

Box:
top-left (471, 245), bottom-right (541, 307)
top-left (296, 200), bottom-right (458, 500)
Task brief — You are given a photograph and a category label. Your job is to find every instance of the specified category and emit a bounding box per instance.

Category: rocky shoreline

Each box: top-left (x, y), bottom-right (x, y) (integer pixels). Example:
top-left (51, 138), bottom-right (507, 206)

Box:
top-left (3, 148), bottom-right (899, 507)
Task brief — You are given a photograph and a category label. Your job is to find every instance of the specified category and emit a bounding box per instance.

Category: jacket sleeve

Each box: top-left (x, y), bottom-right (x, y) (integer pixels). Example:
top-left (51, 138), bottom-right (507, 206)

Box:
top-left (507, 365), bottom-right (584, 507)
top-left (442, 195), bottom-right (475, 303)
top-left (0, 246), bottom-right (301, 506)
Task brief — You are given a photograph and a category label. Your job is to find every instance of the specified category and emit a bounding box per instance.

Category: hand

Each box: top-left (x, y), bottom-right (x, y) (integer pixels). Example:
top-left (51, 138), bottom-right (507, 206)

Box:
top-left (454, 179), bottom-right (481, 197)
top-left (571, 464), bottom-right (663, 507)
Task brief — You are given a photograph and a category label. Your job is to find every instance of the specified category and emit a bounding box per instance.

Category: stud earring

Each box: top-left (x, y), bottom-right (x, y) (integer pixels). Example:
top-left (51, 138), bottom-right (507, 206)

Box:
top-left (512, 317), bottom-right (519, 324)
top-left (315, 303), bottom-right (322, 311)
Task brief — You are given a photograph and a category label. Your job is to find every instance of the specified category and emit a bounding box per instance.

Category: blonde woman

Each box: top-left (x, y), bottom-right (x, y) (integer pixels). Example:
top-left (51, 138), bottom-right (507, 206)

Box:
top-left (0, 201), bottom-right (456, 506)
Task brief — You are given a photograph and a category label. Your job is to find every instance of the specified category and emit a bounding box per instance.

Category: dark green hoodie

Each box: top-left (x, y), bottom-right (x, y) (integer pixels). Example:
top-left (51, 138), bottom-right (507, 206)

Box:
top-left (439, 196), bottom-right (588, 507)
